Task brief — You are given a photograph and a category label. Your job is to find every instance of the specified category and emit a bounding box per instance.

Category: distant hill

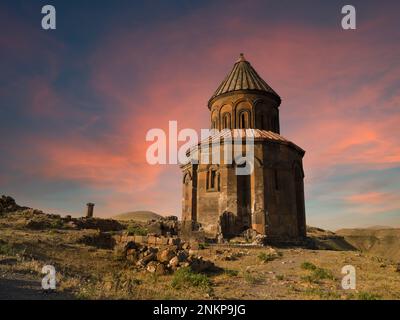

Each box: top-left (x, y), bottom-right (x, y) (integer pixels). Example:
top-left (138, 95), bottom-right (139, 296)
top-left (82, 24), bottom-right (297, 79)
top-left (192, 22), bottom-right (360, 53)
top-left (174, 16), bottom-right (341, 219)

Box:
top-left (112, 211), bottom-right (163, 222)
top-left (336, 228), bottom-right (400, 262)
top-left (366, 225), bottom-right (393, 230)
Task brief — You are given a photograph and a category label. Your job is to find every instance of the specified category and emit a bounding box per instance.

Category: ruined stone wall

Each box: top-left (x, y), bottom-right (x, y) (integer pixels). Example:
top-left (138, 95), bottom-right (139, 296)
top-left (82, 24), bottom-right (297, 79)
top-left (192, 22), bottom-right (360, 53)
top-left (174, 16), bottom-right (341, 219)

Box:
top-left (263, 141), bottom-right (306, 240)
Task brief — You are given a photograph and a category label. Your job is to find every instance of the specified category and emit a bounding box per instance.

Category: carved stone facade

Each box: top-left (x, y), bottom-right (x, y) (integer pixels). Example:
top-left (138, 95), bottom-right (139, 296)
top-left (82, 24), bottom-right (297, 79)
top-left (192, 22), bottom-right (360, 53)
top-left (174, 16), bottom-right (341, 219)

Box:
top-left (181, 54), bottom-right (306, 241)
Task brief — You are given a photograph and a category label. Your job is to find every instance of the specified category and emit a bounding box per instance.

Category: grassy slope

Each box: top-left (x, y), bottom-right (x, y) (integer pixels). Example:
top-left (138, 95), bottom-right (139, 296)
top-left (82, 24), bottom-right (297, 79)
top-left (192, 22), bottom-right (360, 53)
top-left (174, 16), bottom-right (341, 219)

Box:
top-left (336, 228), bottom-right (400, 262)
top-left (112, 211), bottom-right (162, 222)
top-left (0, 212), bottom-right (399, 300)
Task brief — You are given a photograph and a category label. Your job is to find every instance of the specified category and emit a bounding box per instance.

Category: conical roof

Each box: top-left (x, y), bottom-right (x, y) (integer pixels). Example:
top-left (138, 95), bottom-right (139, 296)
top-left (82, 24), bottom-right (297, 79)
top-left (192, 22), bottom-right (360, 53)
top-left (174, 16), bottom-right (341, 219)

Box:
top-left (209, 54), bottom-right (280, 106)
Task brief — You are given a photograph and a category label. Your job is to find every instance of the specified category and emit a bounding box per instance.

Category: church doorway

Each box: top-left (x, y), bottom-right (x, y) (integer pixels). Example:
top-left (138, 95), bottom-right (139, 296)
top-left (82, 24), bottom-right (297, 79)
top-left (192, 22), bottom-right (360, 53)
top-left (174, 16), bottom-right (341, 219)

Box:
top-left (220, 211), bottom-right (236, 239)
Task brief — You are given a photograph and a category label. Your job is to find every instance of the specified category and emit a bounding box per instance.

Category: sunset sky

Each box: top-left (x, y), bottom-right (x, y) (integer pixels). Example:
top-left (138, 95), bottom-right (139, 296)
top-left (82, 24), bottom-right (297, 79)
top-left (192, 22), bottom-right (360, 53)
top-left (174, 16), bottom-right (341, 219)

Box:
top-left (1, 0), bottom-right (399, 230)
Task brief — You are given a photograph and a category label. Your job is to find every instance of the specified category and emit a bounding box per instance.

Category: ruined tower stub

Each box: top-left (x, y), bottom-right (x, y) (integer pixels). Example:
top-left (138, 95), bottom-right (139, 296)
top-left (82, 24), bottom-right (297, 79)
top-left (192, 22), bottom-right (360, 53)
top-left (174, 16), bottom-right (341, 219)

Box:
top-left (86, 203), bottom-right (95, 218)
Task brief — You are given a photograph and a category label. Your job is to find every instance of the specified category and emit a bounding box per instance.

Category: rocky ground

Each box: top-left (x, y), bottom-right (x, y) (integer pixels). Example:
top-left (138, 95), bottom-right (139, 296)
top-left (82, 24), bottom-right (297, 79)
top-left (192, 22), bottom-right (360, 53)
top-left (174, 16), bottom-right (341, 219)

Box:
top-left (0, 196), bottom-right (399, 300)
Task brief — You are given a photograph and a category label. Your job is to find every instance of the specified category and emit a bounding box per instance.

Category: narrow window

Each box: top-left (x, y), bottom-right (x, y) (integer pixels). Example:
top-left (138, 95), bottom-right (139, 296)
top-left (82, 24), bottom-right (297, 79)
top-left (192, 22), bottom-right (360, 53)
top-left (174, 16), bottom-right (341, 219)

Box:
top-left (223, 114), bottom-right (230, 129)
top-left (210, 170), bottom-right (216, 189)
top-left (240, 112), bottom-right (249, 129)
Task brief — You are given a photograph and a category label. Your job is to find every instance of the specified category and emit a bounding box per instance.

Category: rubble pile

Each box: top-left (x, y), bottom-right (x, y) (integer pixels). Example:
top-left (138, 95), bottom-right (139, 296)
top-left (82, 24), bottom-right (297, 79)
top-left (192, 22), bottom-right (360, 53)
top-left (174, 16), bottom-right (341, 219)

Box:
top-left (115, 240), bottom-right (216, 275)
top-left (145, 216), bottom-right (179, 236)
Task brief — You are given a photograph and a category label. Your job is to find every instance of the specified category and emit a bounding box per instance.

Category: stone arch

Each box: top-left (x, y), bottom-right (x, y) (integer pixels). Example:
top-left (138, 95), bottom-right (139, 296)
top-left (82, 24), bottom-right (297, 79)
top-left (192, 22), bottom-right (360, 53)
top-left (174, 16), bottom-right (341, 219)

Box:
top-left (183, 171), bottom-right (192, 184)
top-left (206, 164), bottom-right (220, 191)
top-left (182, 170), bottom-right (194, 221)
top-left (211, 108), bottom-right (220, 130)
top-left (221, 112), bottom-right (231, 129)
top-left (235, 100), bottom-right (253, 128)
top-left (254, 100), bottom-right (280, 132)
top-left (238, 110), bottom-right (251, 129)
top-left (219, 104), bottom-right (233, 129)
top-left (254, 100), bottom-right (267, 130)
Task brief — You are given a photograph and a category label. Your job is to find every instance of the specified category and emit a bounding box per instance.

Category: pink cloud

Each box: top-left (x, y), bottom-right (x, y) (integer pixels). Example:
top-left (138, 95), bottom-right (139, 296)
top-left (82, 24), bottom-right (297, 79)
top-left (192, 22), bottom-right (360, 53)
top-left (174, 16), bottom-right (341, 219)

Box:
top-left (345, 191), bottom-right (400, 215)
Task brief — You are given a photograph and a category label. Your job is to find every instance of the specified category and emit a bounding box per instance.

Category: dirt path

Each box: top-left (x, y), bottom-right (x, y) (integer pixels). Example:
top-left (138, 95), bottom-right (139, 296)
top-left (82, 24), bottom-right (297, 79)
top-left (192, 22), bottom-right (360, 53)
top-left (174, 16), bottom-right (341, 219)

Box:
top-left (0, 270), bottom-right (73, 300)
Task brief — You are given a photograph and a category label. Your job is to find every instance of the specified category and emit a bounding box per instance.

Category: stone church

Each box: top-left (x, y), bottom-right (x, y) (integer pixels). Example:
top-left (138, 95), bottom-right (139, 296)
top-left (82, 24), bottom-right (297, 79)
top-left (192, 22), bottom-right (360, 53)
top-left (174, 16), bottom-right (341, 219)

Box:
top-left (181, 54), bottom-right (306, 242)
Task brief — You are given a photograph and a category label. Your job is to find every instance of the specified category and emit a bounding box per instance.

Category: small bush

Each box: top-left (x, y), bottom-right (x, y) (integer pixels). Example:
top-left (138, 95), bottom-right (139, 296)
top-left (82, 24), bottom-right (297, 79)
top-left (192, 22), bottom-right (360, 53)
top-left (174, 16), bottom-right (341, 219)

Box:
top-left (126, 225), bottom-right (148, 236)
top-left (50, 219), bottom-right (64, 229)
top-left (224, 269), bottom-right (239, 277)
top-left (171, 267), bottom-right (211, 290)
top-left (304, 288), bottom-right (341, 299)
top-left (313, 267), bottom-right (334, 280)
top-left (357, 292), bottom-right (381, 300)
top-left (258, 252), bottom-right (276, 262)
top-left (301, 261), bottom-right (317, 271)
top-left (198, 243), bottom-right (210, 250)
top-left (301, 263), bottom-right (335, 283)
top-left (243, 272), bottom-right (263, 285)
top-left (276, 275), bottom-right (284, 281)
top-left (0, 242), bottom-right (15, 255)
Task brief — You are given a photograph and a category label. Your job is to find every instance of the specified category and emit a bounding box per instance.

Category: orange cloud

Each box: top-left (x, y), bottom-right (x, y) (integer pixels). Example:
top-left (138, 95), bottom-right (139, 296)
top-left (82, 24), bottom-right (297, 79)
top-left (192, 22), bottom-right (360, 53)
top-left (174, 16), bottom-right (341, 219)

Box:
top-left (345, 192), bottom-right (400, 215)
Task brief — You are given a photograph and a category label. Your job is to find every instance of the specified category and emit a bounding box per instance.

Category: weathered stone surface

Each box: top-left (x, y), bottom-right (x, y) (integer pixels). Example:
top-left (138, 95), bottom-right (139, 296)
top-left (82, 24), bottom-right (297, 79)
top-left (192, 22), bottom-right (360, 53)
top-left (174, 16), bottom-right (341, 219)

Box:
top-left (252, 234), bottom-right (268, 246)
top-left (190, 257), bottom-right (215, 273)
top-left (157, 248), bottom-right (176, 263)
top-left (155, 263), bottom-right (167, 275)
top-left (177, 251), bottom-right (188, 262)
top-left (142, 252), bottom-right (156, 264)
top-left (169, 256), bottom-right (179, 269)
top-left (74, 217), bottom-right (123, 232)
top-left (146, 261), bottom-right (167, 275)
top-left (146, 261), bottom-right (158, 273)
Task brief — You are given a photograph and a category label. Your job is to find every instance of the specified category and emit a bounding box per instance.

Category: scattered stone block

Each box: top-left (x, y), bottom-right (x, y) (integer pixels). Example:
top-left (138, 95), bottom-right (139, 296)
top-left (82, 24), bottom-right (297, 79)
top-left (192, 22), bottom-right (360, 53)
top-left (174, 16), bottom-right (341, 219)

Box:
top-left (157, 248), bottom-right (176, 263)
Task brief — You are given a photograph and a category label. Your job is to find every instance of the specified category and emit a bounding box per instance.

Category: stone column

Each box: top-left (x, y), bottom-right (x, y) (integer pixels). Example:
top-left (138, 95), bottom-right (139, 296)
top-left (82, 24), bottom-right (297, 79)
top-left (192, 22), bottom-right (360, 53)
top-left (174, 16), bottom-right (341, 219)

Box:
top-left (86, 203), bottom-right (95, 218)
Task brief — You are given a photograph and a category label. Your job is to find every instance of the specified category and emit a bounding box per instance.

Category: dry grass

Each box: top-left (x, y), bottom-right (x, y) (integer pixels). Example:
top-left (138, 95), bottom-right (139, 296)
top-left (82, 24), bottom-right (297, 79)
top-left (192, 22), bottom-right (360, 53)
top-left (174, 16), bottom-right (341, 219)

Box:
top-left (0, 213), bottom-right (399, 300)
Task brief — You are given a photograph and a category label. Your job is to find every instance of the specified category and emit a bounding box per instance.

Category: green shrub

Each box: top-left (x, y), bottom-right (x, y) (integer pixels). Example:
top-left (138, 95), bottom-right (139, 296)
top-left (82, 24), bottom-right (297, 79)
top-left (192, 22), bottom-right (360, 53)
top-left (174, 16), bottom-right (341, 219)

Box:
top-left (126, 225), bottom-right (148, 236)
top-left (276, 275), bottom-right (284, 281)
top-left (224, 269), bottom-right (239, 277)
top-left (357, 292), bottom-right (381, 300)
top-left (258, 252), bottom-right (276, 262)
top-left (301, 261), bottom-right (317, 270)
top-left (313, 267), bottom-right (334, 280)
top-left (0, 243), bottom-right (14, 255)
top-left (243, 272), bottom-right (263, 284)
top-left (0, 242), bottom-right (22, 256)
top-left (301, 263), bottom-right (335, 283)
top-left (50, 219), bottom-right (64, 229)
top-left (171, 267), bottom-right (211, 290)
top-left (198, 243), bottom-right (210, 250)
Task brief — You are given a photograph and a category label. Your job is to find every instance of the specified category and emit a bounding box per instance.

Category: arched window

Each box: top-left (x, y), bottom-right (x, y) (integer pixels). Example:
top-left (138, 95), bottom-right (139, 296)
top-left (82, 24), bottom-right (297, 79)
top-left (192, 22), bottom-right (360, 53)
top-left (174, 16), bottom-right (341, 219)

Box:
top-left (260, 114), bottom-right (265, 130)
top-left (239, 111), bottom-right (250, 129)
top-left (222, 113), bottom-right (231, 129)
top-left (206, 167), bottom-right (219, 191)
